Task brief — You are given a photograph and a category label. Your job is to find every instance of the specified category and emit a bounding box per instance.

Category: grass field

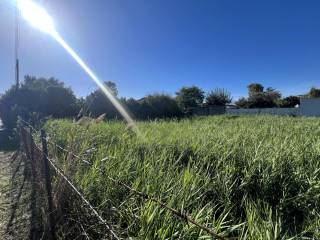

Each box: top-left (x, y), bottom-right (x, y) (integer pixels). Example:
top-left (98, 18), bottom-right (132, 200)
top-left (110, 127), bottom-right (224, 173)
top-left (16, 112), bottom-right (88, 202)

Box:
top-left (44, 115), bottom-right (320, 239)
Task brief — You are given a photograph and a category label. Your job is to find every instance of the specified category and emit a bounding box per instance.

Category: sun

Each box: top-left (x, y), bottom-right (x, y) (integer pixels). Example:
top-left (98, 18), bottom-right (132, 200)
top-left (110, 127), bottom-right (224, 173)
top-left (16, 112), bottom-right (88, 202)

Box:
top-left (15, 0), bottom-right (138, 133)
top-left (17, 0), bottom-right (56, 34)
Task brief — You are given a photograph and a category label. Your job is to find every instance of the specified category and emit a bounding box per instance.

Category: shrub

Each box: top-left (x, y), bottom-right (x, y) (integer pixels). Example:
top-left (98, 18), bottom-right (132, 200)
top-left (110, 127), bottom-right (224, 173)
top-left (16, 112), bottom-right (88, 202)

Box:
top-left (176, 86), bottom-right (204, 113)
top-left (0, 76), bottom-right (78, 129)
top-left (279, 96), bottom-right (300, 108)
top-left (205, 88), bottom-right (232, 106)
top-left (248, 83), bottom-right (264, 96)
top-left (122, 94), bottom-right (183, 120)
top-left (309, 87), bottom-right (320, 98)
top-left (235, 97), bottom-right (249, 108)
top-left (247, 92), bottom-right (277, 108)
top-left (85, 81), bottom-right (119, 118)
top-left (140, 94), bottom-right (182, 119)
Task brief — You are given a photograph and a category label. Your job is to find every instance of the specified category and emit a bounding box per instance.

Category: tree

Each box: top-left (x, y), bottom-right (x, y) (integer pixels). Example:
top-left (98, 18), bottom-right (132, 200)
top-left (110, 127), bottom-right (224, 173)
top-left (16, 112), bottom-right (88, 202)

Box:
top-left (205, 88), bottom-right (232, 106)
top-left (265, 87), bottom-right (282, 101)
top-left (103, 81), bottom-right (118, 97)
top-left (247, 92), bottom-right (277, 108)
top-left (248, 83), bottom-right (264, 97)
top-left (43, 86), bottom-right (78, 117)
top-left (235, 97), bottom-right (249, 108)
top-left (176, 86), bottom-right (204, 113)
top-left (279, 96), bottom-right (300, 108)
top-left (141, 94), bottom-right (182, 119)
top-left (0, 76), bottom-right (78, 129)
top-left (235, 84), bottom-right (282, 108)
top-left (85, 81), bottom-right (119, 118)
top-left (122, 94), bottom-right (182, 120)
top-left (121, 98), bottom-right (142, 118)
top-left (309, 87), bottom-right (320, 98)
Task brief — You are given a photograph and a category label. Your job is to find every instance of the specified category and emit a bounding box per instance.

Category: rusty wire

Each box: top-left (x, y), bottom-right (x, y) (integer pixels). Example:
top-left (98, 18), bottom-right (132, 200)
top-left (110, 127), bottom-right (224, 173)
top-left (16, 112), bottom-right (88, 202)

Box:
top-left (20, 120), bottom-right (229, 239)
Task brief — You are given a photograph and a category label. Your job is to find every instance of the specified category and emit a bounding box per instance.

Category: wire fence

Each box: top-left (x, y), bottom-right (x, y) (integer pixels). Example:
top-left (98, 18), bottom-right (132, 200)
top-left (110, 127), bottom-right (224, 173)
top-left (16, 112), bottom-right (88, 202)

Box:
top-left (19, 120), bottom-right (228, 240)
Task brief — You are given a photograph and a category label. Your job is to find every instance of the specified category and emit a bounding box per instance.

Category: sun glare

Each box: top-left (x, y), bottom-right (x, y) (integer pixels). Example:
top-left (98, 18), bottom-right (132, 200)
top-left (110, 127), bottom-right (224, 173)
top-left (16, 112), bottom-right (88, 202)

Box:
top-left (17, 0), bottom-right (139, 134)
top-left (17, 0), bottom-right (55, 34)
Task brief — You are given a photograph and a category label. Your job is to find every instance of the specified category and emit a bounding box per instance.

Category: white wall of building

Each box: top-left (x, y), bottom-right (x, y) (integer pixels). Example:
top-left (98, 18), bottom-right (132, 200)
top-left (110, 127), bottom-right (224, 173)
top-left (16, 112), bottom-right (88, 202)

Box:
top-left (299, 98), bottom-right (320, 116)
top-left (226, 108), bottom-right (298, 116)
top-left (193, 98), bottom-right (320, 117)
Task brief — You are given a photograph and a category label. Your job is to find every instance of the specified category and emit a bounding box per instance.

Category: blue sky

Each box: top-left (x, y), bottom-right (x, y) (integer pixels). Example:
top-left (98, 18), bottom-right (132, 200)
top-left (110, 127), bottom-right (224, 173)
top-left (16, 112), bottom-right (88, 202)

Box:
top-left (1, 0), bottom-right (320, 99)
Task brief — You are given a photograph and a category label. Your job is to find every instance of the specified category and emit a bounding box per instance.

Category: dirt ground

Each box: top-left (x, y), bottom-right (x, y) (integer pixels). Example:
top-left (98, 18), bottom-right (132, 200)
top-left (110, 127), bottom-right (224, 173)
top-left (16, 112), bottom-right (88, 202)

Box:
top-left (0, 151), bottom-right (30, 240)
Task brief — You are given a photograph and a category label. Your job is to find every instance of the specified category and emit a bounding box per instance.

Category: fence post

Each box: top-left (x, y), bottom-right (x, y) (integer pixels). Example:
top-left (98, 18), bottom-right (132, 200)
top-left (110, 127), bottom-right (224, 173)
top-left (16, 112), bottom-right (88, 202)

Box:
top-left (20, 127), bottom-right (30, 160)
top-left (41, 129), bottom-right (56, 240)
top-left (29, 127), bottom-right (38, 240)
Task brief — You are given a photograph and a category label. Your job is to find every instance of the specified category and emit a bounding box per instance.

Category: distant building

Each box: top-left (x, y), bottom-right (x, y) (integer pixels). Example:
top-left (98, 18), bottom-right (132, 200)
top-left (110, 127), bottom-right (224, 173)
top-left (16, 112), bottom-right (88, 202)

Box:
top-left (192, 105), bottom-right (225, 116)
top-left (192, 98), bottom-right (320, 117)
top-left (299, 98), bottom-right (320, 116)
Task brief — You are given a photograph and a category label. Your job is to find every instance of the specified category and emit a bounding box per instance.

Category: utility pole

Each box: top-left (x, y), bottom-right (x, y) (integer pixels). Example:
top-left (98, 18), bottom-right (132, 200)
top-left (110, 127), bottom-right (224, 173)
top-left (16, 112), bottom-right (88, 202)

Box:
top-left (15, 0), bottom-right (20, 90)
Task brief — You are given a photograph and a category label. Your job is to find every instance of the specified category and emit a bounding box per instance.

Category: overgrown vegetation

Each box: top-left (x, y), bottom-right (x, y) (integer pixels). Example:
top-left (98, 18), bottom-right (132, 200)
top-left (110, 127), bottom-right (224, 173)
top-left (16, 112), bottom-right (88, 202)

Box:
top-left (0, 76), bottom-right (79, 129)
top-left (1, 76), bottom-right (318, 130)
top-left (44, 115), bottom-right (320, 239)
top-left (235, 84), bottom-right (284, 109)
top-left (309, 87), bottom-right (320, 98)
top-left (205, 88), bottom-right (232, 106)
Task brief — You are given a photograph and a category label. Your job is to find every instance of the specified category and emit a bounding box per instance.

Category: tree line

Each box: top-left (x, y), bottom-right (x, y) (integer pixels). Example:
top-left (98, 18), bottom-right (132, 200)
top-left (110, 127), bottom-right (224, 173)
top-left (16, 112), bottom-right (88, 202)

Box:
top-left (0, 76), bottom-right (319, 129)
top-left (235, 83), bottom-right (320, 109)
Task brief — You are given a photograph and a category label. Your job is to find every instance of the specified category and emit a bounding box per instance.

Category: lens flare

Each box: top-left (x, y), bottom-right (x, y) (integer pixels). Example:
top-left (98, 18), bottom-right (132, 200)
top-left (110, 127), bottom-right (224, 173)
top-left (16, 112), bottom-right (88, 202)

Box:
top-left (51, 31), bottom-right (137, 129)
top-left (17, 0), bottom-right (55, 34)
top-left (17, 0), bottom-right (138, 132)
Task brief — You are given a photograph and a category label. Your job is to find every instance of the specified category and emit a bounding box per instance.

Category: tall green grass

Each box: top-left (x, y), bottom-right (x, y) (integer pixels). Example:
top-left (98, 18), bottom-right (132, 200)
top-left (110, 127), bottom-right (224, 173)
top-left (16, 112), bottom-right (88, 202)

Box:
top-left (45, 115), bottom-right (320, 239)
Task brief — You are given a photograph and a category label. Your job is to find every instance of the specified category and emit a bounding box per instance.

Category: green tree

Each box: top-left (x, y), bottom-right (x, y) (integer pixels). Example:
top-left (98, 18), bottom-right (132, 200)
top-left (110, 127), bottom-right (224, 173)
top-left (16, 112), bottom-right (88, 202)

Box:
top-left (121, 94), bottom-right (182, 120)
top-left (176, 86), bottom-right (204, 113)
top-left (43, 86), bottom-right (78, 117)
top-left (141, 94), bottom-right (182, 119)
top-left (309, 87), bottom-right (320, 98)
top-left (85, 81), bottom-right (119, 118)
top-left (265, 87), bottom-right (282, 100)
top-left (235, 97), bottom-right (249, 108)
top-left (248, 83), bottom-right (264, 97)
top-left (236, 84), bottom-right (282, 108)
top-left (205, 88), bottom-right (232, 106)
top-left (279, 96), bottom-right (300, 108)
top-left (0, 76), bottom-right (78, 129)
top-left (121, 97), bottom-right (142, 118)
top-left (247, 92), bottom-right (277, 108)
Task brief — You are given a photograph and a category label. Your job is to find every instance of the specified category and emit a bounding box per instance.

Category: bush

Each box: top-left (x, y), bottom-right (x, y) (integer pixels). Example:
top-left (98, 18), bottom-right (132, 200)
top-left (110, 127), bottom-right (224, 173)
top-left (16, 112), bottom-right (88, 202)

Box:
top-left (122, 94), bottom-right (183, 120)
top-left (248, 83), bottom-right (264, 96)
top-left (247, 92), bottom-right (277, 108)
top-left (279, 96), bottom-right (300, 108)
top-left (205, 88), bottom-right (232, 106)
top-left (0, 76), bottom-right (78, 129)
top-left (309, 87), bottom-right (320, 98)
top-left (141, 94), bottom-right (182, 119)
top-left (85, 81), bottom-right (119, 118)
top-left (176, 86), bottom-right (204, 113)
top-left (235, 97), bottom-right (249, 108)
top-left (236, 84), bottom-right (282, 109)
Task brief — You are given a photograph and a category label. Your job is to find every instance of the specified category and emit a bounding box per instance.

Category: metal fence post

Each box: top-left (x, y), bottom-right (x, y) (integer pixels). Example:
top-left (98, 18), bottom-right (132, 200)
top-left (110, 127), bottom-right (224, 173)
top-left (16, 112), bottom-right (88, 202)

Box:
top-left (41, 129), bottom-right (56, 240)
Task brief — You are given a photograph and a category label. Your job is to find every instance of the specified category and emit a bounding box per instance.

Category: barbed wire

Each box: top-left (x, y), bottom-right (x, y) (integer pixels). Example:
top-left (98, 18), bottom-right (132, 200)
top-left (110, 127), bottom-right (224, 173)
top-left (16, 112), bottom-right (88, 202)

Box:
top-left (47, 138), bottom-right (228, 239)
top-left (32, 143), bottom-right (120, 240)
top-left (20, 120), bottom-right (229, 239)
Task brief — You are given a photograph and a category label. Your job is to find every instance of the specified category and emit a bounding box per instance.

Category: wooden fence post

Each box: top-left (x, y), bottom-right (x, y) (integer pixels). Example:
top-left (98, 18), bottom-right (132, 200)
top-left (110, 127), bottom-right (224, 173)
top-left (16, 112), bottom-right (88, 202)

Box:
top-left (20, 127), bottom-right (29, 160)
top-left (29, 127), bottom-right (38, 240)
top-left (41, 129), bottom-right (56, 240)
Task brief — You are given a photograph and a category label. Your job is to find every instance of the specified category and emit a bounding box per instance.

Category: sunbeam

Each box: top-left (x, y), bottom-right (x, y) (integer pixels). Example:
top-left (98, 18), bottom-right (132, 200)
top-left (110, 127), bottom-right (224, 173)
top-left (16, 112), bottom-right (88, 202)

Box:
top-left (16, 0), bottom-right (138, 132)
